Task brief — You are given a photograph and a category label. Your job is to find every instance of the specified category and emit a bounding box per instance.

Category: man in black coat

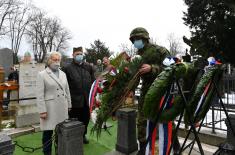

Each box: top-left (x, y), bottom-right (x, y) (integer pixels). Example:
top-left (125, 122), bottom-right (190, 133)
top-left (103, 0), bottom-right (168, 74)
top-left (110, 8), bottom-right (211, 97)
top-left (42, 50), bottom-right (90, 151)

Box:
top-left (63, 47), bottom-right (95, 144)
top-left (8, 66), bottom-right (19, 82)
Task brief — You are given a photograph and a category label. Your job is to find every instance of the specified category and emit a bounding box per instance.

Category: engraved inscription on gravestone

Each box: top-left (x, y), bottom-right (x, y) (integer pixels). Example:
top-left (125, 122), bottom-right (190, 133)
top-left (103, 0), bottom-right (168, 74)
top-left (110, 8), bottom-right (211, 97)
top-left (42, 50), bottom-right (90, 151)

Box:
top-left (19, 62), bottom-right (45, 105)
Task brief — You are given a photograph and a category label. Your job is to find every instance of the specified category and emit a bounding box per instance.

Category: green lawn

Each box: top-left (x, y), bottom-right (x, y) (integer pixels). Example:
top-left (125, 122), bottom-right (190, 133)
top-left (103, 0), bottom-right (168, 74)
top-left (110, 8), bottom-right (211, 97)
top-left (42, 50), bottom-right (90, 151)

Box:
top-left (13, 120), bottom-right (117, 155)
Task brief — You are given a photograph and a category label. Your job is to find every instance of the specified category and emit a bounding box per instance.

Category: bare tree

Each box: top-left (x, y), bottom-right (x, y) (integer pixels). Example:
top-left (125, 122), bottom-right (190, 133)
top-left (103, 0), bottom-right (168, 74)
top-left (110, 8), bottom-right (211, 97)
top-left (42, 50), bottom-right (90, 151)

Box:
top-left (119, 43), bottom-right (136, 57)
top-left (45, 17), bottom-right (72, 52)
top-left (27, 9), bottom-right (71, 62)
top-left (167, 33), bottom-right (182, 56)
top-left (27, 10), bottom-right (51, 62)
top-left (0, 0), bottom-right (19, 36)
top-left (54, 28), bottom-right (72, 51)
top-left (8, 1), bottom-right (32, 63)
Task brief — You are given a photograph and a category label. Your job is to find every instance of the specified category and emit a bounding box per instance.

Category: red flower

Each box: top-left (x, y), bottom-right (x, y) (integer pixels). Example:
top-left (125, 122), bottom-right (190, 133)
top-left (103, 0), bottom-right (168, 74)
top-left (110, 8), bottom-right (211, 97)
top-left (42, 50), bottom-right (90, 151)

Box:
top-left (95, 100), bottom-right (101, 107)
top-left (97, 87), bottom-right (103, 93)
top-left (124, 67), bottom-right (129, 73)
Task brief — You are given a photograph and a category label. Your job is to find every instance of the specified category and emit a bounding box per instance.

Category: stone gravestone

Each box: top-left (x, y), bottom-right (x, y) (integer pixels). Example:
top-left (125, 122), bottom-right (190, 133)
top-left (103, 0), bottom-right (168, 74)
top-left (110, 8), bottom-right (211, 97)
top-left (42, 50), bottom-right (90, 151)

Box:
top-left (57, 120), bottom-right (85, 155)
top-left (16, 62), bottom-right (45, 127)
top-left (115, 108), bottom-right (138, 154)
top-left (225, 114), bottom-right (235, 147)
top-left (0, 48), bottom-right (13, 78)
top-left (0, 134), bottom-right (15, 155)
top-left (105, 108), bottom-right (138, 155)
top-left (214, 114), bottom-right (235, 154)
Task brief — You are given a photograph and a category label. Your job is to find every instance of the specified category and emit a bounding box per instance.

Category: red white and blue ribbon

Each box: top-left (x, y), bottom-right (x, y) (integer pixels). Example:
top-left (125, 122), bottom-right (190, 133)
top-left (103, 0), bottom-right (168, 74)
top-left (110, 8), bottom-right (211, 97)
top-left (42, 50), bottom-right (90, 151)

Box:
top-left (195, 58), bottom-right (220, 116)
top-left (194, 81), bottom-right (212, 116)
top-left (145, 94), bottom-right (174, 155)
top-left (89, 79), bottom-right (101, 113)
top-left (207, 57), bottom-right (222, 66)
top-left (195, 57), bottom-right (221, 116)
top-left (159, 122), bottom-right (173, 155)
top-left (109, 67), bottom-right (117, 76)
top-left (159, 95), bottom-right (173, 155)
top-left (145, 120), bottom-right (157, 155)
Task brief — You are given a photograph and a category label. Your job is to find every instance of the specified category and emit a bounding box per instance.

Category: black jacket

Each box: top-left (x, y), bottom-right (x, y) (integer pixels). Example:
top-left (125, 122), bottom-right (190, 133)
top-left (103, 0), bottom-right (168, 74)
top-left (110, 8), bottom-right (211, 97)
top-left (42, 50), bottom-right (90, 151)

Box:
top-left (63, 61), bottom-right (95, 108)
top-left (8, 71), bottom-right (19, 81)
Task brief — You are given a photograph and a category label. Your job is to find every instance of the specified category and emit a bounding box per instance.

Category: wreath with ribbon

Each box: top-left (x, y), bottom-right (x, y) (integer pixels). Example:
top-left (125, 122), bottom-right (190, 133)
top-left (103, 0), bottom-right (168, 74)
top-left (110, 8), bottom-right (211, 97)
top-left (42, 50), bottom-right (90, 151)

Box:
top-left (143, 62), bottom-right (195, 121)
top-left (143, 61), bottom-right (223, 124)
top-left (91, 54), bottom-right (143, 137)
top-left (184, 65), bottom-right (223, 126)
top-left (91, 53), bottom-right (223, 138)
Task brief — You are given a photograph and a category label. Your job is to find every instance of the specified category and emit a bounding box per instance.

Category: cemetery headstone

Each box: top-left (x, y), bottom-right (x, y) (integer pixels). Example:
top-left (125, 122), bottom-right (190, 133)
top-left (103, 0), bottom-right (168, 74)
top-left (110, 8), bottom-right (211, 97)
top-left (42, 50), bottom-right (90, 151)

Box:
top-left (115, 108), bottom-right (138, 154)
top-left (16, 62), bottom-right (45, 127)
top-left (214, 114), bottom-right (235, 154)
top-left (0, 48), bottom-right (13, 79)
top-left (0, 134), bottom-right (15, 155)
top-left (57, 120), bottom-right (85, 155)
top-left (225, 114), bottom-right (235, 147)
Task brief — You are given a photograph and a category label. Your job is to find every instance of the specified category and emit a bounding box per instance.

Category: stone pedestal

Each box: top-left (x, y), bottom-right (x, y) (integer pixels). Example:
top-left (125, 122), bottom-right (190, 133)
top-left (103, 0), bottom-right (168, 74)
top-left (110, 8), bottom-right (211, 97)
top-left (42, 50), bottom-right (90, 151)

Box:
top-left (0, 134), bottom-right (15, 155)
top-left (15, 105), bottom-right (39, 127)
top-left (115, 108), bottom-right (138, 154)
top-left (225, 114), bottom-right (235, 147)
top-left (219, 114), bottom-right (235, 154)
top-left (57, 120), bottom-right (85, 155)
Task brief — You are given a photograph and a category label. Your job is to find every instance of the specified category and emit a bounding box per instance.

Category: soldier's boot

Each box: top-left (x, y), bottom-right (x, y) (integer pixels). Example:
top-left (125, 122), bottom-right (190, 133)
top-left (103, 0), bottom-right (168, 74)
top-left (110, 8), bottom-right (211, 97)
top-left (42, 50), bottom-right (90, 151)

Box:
top-left (43, 152), bottom-right (51, 155)
top-left (136, 142), bottom-right (146, 155)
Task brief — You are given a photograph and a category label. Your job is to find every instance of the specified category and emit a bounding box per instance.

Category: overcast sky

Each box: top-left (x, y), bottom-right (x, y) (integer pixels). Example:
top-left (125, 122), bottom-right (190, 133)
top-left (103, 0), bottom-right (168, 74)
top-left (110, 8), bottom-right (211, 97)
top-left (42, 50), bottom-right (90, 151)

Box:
top-left (22, 0), bottom-right (191, 56)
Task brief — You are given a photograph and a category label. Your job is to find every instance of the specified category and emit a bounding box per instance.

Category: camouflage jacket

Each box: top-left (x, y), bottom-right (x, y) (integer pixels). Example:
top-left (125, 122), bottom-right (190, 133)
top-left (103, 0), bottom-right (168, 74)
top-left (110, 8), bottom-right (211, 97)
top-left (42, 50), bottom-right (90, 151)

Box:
top-left (138, 43), bottom-right (170, 97)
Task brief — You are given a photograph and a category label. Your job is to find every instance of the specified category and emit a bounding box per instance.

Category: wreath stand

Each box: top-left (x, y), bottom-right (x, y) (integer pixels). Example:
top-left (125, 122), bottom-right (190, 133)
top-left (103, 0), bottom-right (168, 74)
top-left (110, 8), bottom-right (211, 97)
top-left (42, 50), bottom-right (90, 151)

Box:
top-left (170, 73), bottom-right (235, 155)
top-left (101, 121), bottom-right (113, 135)
top-left (145, 72), bottom-right (235, 155)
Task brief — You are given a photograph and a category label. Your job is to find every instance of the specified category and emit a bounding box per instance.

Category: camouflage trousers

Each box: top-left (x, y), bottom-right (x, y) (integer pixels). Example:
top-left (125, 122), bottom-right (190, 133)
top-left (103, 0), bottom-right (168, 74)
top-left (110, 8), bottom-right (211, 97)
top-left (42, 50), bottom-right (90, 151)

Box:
top-left (137, 96), bottom-right (147, 143)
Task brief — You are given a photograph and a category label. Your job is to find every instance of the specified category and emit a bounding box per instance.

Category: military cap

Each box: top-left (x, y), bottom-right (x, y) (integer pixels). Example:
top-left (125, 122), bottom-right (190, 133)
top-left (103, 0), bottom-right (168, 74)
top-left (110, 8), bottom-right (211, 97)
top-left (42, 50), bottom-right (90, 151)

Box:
top-left (129, 27), bottom-right (150, 42)
top-left (73, 47), bottom-right (83, 53)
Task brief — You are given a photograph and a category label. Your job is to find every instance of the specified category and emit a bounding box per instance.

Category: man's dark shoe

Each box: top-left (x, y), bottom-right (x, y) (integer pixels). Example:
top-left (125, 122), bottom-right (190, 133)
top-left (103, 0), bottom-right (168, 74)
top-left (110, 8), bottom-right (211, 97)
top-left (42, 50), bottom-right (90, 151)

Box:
top-left (83, 136), bottom-right (89, 144)
top-left (136, 142), bottom-right (146, 155)
top-left (43, 152), bottom-right (51, 155)
top-left (136, 149), bottom-right (145, 155)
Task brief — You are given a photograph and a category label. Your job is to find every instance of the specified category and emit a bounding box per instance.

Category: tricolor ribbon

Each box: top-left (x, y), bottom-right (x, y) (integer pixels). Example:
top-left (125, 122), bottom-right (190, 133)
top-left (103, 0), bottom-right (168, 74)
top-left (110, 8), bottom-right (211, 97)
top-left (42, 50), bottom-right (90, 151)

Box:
top-left (89, 79), bottom-right (101, 113)
top-left (146, 94), bottom-right (174, 155)
top-left (194, 81), bottom-right (212, 116)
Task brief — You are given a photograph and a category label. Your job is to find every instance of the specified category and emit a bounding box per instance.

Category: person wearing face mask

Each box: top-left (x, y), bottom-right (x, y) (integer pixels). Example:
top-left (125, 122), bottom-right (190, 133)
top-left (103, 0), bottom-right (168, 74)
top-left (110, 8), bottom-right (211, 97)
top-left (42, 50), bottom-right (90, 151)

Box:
top-left (129, 27), bottom-right (172, 155)
top-left (36, 51), bottom-right (71, 155)
top-left (62, 47), bottom-right (95, 144)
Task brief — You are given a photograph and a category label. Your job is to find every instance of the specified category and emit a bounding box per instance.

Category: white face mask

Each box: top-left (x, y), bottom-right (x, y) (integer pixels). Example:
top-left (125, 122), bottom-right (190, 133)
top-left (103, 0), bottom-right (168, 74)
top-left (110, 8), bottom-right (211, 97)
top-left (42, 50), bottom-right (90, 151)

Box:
top-left (50, 62), bottom-right (60, 71)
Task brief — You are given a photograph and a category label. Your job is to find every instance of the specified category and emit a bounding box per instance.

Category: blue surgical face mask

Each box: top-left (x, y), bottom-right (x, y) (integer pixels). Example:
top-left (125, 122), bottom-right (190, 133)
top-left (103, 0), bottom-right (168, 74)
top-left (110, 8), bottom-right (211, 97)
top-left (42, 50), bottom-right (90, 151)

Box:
top-left (133, 40), bottom-right (144, 49)
top-left (75, 55), bottom-right (84, 63)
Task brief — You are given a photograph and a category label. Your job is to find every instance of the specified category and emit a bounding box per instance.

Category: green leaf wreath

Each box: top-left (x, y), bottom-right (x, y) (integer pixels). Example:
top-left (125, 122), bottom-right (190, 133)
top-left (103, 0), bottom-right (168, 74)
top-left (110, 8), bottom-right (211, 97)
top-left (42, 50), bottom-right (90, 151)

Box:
top-left (143, 62), bottom-right (223, 126)
top-left (91, 53), bottom-right (223, 137)
top-left (143, 62), bottom-right (195, 121)
top-left (91, 55), bottom-right (143, 137)
top-left (184, 65), bottom-right (223, 126)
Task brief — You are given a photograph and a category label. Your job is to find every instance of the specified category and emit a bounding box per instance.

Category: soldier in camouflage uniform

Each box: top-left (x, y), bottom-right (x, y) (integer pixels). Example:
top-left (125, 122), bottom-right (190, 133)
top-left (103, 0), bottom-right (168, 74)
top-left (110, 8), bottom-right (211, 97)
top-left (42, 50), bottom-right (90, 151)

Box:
top-left (129, 27), bottom-right (170, 155)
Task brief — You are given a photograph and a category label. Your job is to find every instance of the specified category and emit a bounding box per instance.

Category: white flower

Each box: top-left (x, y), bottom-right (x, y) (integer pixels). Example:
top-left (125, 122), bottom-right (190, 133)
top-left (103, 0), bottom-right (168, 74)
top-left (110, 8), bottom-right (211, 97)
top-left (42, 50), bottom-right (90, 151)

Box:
top-left (163, 57), bottom-right (175, 66)
top-left (131, 55), bottom-right (141, 62)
